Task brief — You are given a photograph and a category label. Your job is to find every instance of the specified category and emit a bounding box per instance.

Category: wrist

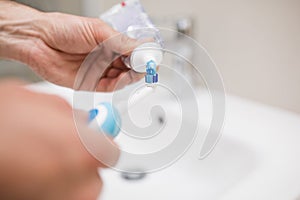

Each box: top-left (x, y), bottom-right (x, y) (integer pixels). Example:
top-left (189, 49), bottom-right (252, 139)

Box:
top-left (0, 1), bottom-right (47, 63)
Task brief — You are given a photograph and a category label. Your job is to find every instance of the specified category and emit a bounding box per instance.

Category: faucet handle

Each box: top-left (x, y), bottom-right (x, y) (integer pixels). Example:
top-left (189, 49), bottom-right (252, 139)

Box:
top-left (176, 18), bottom-right (193, 36)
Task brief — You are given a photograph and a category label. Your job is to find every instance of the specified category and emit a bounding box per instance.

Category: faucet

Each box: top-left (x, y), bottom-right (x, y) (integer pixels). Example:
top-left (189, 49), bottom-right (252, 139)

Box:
top-left (168, 17), bottom-right (196, 96)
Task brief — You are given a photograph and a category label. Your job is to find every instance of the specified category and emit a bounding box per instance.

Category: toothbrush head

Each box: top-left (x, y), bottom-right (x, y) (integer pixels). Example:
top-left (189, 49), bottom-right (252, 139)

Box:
top-left (88, 102), bottom-right (121, 138)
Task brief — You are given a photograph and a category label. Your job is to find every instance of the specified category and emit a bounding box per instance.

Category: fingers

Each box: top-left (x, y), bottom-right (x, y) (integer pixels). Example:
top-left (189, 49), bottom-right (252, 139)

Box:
top-left (96, 70), bottom-right (144, 92)
top-left (96, 22), bottom-right (141, 56)
top-left (109, 34), bottom-right (141, 56)
top-left (115, 70), bottom-right (144, 88)
top-left (109, 35), bottom-right (154, 56)
top-left (104, 67), bottom-right (126, 78)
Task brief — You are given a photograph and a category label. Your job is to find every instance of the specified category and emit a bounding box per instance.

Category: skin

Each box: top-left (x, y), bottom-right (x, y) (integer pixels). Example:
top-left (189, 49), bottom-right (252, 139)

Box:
top-left (0, 80), bottom-right (120, 200)
top-left (0, 0), bottom-right (143, 91)
top-left (0, 1), bottom-right (141, 199)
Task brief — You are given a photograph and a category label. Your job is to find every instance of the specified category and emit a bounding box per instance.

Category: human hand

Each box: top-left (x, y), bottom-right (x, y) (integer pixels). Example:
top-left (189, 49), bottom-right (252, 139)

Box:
top-left (0, 1), bottom-right (143, 91)
top-left (0, 80), bottom-right (119, 200)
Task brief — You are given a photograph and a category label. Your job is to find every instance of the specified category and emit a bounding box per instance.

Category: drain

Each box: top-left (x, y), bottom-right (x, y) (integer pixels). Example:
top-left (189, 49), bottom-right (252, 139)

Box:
top-left (121, 171), bottom-right (147, 181)
top-left (158, 116), bottom-right (165, 124)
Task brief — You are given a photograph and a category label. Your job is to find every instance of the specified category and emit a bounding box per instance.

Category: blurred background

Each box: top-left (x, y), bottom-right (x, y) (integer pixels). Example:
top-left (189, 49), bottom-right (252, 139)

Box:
top-left (1, 0), bottom-right (299, 113)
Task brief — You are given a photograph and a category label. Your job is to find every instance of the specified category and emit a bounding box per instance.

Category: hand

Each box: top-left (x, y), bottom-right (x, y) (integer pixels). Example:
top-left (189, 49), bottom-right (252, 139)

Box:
top-left (0, 1), bottom-right (143, 91)
top-left (0, 80), bottom-right (119, 200)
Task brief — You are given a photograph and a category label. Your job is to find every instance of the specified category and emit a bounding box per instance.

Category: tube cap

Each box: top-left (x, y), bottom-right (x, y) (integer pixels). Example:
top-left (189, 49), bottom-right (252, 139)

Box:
top-left (130, 42), bottom-right (163, 73)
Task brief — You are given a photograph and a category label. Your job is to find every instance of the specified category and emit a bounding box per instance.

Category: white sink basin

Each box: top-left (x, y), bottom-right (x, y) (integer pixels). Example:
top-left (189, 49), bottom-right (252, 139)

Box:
top-left (100, 134), bottom-right (257, 200)
top-left (29, 82), bottom-right (300, 200)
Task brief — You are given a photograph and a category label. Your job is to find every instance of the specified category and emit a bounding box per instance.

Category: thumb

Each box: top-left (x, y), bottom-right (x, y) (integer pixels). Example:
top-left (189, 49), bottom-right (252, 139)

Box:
top-left (95, 20), bottom-right (145, 55)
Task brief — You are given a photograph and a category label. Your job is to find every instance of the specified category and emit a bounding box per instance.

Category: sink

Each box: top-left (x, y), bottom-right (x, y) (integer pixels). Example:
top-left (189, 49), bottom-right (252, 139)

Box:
top-left (100, 135), bottom-right (257, 200)
top-left (28, 82), bottom-right (300, 200)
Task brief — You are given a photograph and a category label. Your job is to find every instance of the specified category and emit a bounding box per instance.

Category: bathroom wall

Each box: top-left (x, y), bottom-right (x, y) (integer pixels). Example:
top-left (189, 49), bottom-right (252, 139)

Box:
top-left (99, 0), bottom-right (300, 113)
top-left (0, 0), bottom-right (82, 81)
top-left (1, 0), bottom-right (299, 113)
top-left (15, 0), bottom-right (82, 14)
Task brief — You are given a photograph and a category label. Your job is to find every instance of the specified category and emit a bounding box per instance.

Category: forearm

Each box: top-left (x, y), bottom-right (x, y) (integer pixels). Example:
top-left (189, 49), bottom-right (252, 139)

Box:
top-left (0, 1), bottom-right (46, 62)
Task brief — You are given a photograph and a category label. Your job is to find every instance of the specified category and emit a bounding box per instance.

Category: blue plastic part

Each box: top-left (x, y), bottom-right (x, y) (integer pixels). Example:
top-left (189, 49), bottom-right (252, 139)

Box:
top-left (88, 109), bottom-right (99, 122)
top-left (153, 74), bottom-right (158, 83)
top-left (145, 60), bottom-right (158, 84)
top-left (88, 102), bottom-right (121, 138)
top-left (145, 74), bottom-right (153, 83)
top-left (100, 102), bottom-right (121, 138)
